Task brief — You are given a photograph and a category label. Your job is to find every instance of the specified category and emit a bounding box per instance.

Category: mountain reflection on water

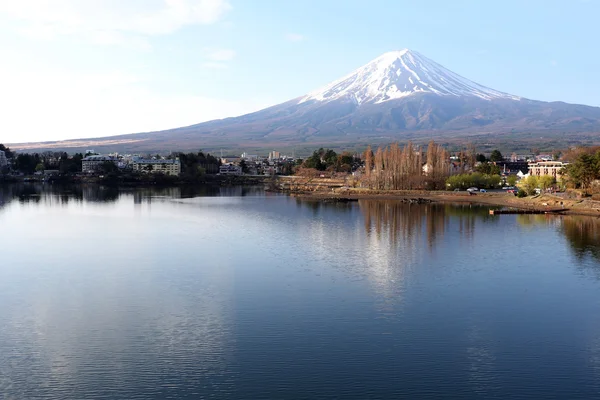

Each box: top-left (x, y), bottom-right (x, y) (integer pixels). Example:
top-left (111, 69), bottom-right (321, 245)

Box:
top-left (2, 184), bottom-right (600, 399)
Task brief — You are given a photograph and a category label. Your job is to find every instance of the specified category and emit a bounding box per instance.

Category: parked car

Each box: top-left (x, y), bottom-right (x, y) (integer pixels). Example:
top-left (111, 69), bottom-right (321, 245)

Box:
top-left (466, 187), bottom-right (479, 193)
top-left (480, 189), bottom-right (487, 193)
top-left (502, 186), bottom-right (509, 190)
top-left (453, 188), bottom-right (460, 192)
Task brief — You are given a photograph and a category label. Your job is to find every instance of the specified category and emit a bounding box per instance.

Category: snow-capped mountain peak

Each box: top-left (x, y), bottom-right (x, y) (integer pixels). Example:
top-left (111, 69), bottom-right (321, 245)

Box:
top-left (299, 49), bottom-right (520, 105)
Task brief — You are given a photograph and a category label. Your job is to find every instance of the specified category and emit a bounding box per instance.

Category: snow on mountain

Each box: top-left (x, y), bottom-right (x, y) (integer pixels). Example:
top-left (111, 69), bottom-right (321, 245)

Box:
top-left (299, 49), bottom-right (521, 105)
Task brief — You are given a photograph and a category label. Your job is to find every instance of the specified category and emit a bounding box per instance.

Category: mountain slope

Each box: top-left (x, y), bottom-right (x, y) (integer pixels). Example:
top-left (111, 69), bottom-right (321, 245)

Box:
top-left (12, 49), bottom-right (600, 153)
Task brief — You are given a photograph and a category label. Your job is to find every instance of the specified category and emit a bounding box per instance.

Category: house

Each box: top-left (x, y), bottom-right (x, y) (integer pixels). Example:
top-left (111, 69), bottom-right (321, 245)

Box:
top-left (131, 157), bottom-right (181, 176)
top-left (263, 166), bottom-right (276, 176)
top-left (219, 164), bottom-right (242, 175)
top-left (422, 162), bottom-right (457, 176)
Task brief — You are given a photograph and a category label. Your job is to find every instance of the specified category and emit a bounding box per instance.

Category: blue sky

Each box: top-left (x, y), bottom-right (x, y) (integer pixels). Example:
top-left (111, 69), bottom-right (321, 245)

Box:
top-left (1, 0), bottom-right (598, 143)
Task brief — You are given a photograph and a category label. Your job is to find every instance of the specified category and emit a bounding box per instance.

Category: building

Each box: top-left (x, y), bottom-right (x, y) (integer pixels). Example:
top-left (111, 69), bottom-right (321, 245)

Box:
top-left (82, 155), bottom-right (118, 173)
top-left (219, 164), bottom-right (242, 175)
top-left (268, 151), bottom-right (281, 160)
top-left (0, 150), bottom-right (7, 167)
top-left (536, 154), bottom-right (553, 161)
top-left (528, 161), bottom-right (568, 181)
top-left (241, 152), bottom-right (258, 161)
top-left (221, 157), bottom-right (240, 164)
top-left (510, 154), bottom-right (535, 162)
top-left (422, 162), bottom-right (457, 176)
top-left (132, 158), bottom-right (181, 176)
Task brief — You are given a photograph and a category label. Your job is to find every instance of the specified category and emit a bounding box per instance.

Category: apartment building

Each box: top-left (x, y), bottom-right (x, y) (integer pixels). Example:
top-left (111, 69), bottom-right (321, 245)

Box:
top-left (82, 155), bottom-right (118, 173)
top-left (528, 161), bottom-right (568, 181)
top-left (132, 158), bottom-right (181, 176)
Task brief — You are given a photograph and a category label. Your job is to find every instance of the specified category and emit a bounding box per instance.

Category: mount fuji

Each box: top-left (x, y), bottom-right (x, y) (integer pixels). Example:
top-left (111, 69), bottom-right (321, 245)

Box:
top-left (299, 49), bottom-right (521, 105)
top-left (14, 49), bottom-right (600, 152)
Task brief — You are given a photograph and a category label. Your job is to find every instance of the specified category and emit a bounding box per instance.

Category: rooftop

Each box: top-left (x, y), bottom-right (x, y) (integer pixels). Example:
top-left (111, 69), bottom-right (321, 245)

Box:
top-left (132, 158), bottom-right (180, 164)
top-left (83, 155), bottom-right (117, 161)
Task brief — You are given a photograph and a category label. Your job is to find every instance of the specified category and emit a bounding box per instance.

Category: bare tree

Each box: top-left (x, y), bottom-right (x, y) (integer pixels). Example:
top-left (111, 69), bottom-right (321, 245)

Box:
top-left (360, 140), bottom-right (451, 190)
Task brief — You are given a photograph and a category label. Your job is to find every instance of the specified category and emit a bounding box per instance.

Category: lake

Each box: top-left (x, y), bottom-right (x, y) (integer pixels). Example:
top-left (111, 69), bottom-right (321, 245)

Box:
top-left (1, 184), bottom-right (600, 399)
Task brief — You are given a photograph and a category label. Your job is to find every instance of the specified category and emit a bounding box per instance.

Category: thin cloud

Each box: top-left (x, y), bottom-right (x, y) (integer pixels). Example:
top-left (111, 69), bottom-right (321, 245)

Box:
top-left (202, 62), bottom-right (229, 70)
top-left (206, 49), bottom-right (236, 61)
top-left (285, 33), bottom-right (305, 42)
top-left (0, 0), bottom-right (232, 49)
top-left (90, 30), bottom-right (152, 51)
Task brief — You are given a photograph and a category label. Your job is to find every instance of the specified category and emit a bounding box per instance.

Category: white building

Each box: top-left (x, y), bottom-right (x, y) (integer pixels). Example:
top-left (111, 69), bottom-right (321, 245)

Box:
top-left (241, 152), bottom-right (258, 161)
top-left (517, 170), bottom-right (528, 179)
top-left (82, 155), bottom-right (118, 173)
top-left (132, 157), bottom-right (181, 176)
top-left (0, 150), bottom-right (7, 167)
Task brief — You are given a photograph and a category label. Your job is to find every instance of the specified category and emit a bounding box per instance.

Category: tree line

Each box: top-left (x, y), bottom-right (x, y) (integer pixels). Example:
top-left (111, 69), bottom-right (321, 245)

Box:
top-left (0, 145), bottom-right (224, 185)
top-left (0, 145), bottom-right (85, 175)
top-left (361, 140), bottom-right (453, 190)
top-left (176, 151), bottom-right (221, 180)
top-left (295, 142), bottom-right (511, 190)
top-left (301, 148), bottom-right (357, 172)
top-left (561, 148), bottom-right (600, 191)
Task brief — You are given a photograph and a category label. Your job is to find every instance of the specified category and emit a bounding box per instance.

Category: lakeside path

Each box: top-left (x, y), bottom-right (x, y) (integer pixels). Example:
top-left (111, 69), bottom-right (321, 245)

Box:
top-left (288, 190), bottom-right (600, 217)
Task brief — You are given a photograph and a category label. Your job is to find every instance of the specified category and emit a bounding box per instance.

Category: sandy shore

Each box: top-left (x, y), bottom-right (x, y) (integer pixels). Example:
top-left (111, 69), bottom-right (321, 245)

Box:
top-left (287, 189), bottom-right (600, 217)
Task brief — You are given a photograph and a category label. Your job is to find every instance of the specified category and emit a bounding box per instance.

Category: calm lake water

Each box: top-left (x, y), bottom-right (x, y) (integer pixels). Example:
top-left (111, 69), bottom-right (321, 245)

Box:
top-left (1, 184), bottom-right (600, 399)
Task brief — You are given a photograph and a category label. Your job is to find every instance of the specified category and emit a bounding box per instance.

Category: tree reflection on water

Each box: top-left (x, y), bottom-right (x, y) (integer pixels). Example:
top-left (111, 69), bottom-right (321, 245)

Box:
top-left (561, 216), bottom-right (600, 263)
top-left (517, 213), bottom-right (600, 270)
top-left (359, 200), bottom-right (497, 249)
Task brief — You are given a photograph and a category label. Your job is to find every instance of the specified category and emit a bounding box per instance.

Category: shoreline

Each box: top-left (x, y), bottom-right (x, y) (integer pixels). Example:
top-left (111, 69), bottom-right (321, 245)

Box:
top-left (0, 174), bottom-right (273, 187)
top-left (4, 178), bottom-right (600, 218)
top-left (285, 189), bottom-right (600, 217)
